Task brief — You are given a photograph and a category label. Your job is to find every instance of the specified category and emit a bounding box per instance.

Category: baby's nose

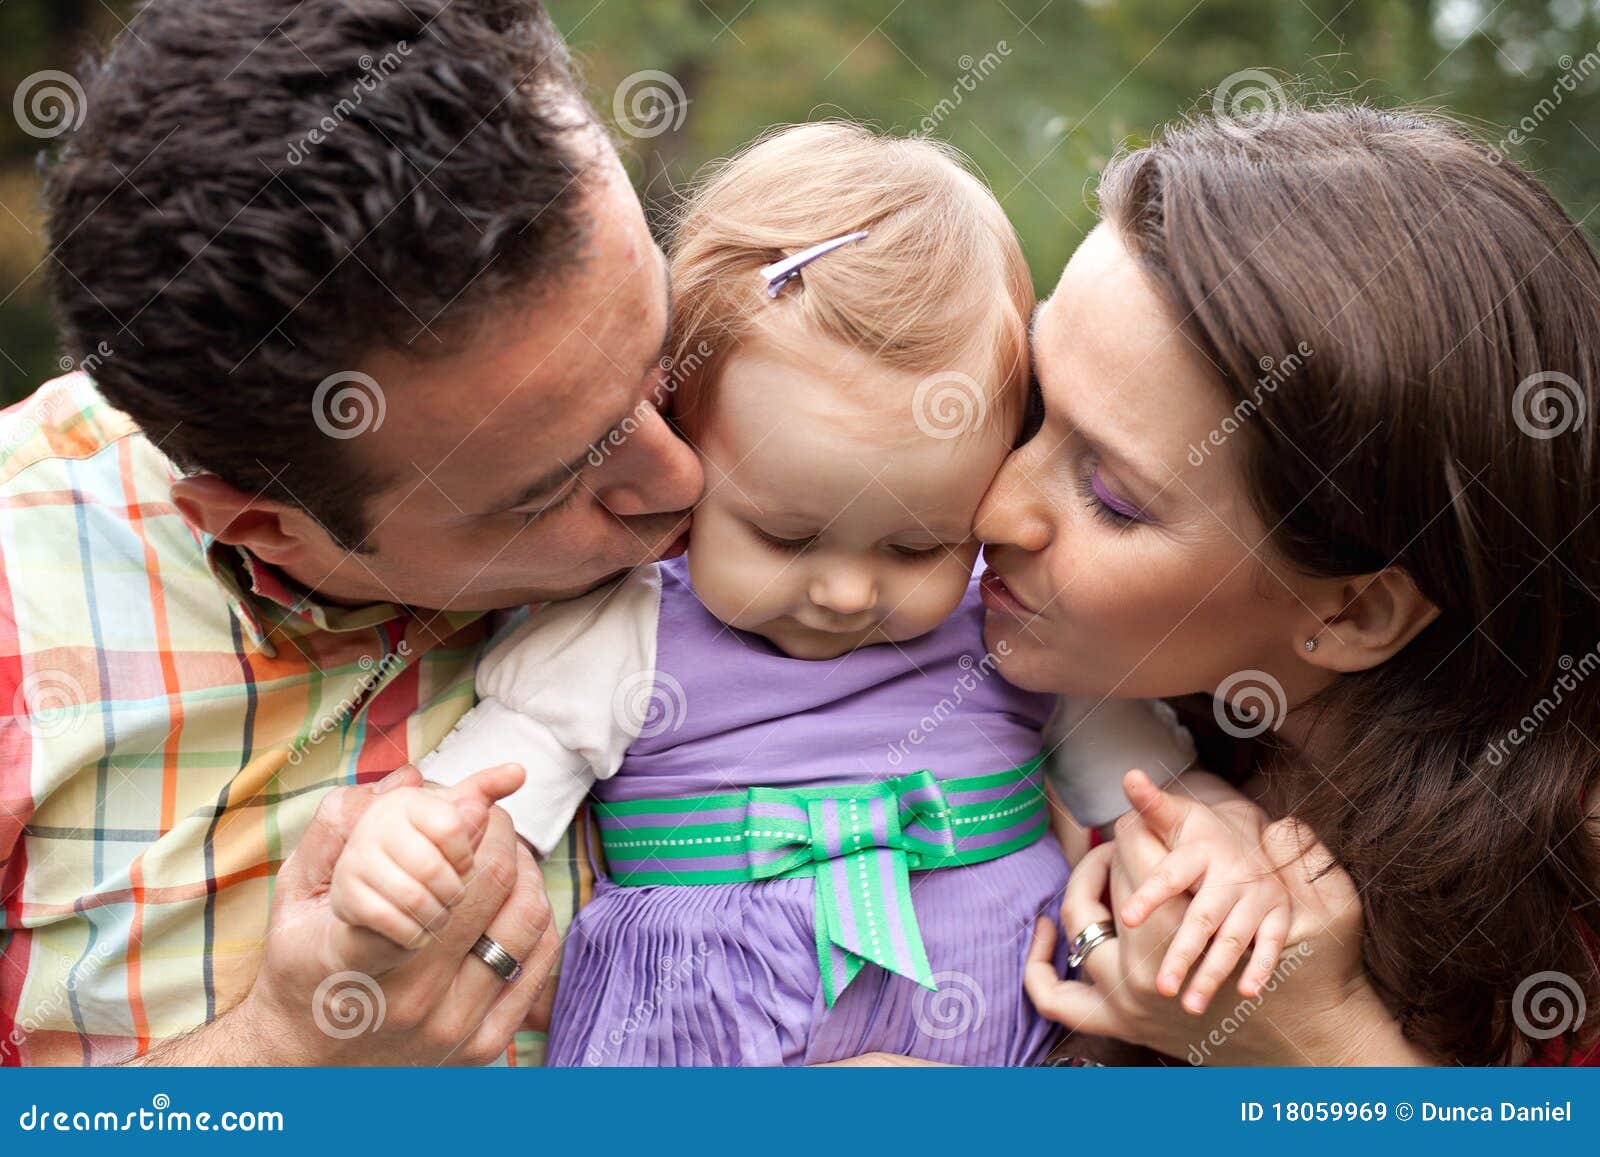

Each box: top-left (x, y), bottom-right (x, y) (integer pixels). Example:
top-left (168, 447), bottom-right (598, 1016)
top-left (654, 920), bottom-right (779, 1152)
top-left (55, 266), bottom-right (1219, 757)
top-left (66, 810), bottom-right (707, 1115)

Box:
top-left (808, 570), bottom-right (878, 616)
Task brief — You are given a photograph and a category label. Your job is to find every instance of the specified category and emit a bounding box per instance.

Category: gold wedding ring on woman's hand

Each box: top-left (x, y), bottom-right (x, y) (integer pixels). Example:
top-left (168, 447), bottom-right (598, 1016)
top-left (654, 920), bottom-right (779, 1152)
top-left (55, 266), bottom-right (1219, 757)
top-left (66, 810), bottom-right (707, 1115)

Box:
top-left (1067, 921), bottom-right (1116, 969)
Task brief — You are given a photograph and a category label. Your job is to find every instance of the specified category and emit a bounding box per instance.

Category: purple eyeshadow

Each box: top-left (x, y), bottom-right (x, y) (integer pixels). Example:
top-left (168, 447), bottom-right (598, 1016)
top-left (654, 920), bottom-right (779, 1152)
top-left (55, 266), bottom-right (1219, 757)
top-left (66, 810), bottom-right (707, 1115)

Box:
top-left (1091, 470), bottom-right (1145, 520)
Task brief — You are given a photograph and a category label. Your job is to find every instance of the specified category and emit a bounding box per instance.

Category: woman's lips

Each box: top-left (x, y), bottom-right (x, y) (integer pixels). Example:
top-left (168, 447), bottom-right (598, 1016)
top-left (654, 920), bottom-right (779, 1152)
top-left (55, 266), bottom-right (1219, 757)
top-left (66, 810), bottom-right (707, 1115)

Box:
top-left (980, 567), bottom-right (1038, 617)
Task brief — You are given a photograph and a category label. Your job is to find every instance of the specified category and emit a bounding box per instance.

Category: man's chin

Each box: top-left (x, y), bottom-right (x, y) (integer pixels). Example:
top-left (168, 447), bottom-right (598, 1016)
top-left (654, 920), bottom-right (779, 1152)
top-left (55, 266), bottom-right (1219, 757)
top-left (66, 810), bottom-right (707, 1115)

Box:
top-left (401, 518), bottom-right (692, 612)
top-left (653, 525), bottom-right (691, 562)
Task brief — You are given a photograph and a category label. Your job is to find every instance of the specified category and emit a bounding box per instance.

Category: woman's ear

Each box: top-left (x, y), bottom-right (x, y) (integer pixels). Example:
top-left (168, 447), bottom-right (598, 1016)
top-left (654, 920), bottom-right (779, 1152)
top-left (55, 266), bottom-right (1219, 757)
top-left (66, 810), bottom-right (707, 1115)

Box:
top-left (170, 474), bottom-right (322, 567)
top-left (1300, 568), bottom-right (1440, 674)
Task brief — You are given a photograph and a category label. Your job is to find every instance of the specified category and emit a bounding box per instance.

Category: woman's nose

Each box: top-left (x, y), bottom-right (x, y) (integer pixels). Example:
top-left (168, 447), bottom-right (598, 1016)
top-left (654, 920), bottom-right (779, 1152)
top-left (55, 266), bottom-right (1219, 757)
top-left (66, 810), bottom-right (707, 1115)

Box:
top-left (809, 568), bottom-right (878, 616)
top-left (974, 455), bottom-right (1052, 553)
top-left (591, 404), bottom-right (704, 518)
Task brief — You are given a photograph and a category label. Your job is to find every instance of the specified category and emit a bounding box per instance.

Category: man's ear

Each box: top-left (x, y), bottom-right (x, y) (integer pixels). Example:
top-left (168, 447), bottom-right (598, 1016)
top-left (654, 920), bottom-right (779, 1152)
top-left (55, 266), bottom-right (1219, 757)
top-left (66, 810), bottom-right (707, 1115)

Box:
top-left (1299, 568), bottom-right (1441, 674)
top-left (170, 474), bottom-right (327, 567)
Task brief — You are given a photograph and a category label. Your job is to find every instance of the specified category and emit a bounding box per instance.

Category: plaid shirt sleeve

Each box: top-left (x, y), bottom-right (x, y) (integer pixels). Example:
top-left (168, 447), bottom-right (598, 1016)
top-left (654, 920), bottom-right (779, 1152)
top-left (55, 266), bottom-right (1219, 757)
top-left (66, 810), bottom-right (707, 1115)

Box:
top-left (0, 374), bottom-right (590, 1066)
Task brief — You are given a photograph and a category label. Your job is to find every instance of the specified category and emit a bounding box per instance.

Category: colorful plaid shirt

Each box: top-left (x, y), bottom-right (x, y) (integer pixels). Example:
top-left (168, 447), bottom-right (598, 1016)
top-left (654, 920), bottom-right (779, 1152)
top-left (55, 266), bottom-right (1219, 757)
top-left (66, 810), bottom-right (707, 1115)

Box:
top-left (0, 373), bottom-right (589, 1066)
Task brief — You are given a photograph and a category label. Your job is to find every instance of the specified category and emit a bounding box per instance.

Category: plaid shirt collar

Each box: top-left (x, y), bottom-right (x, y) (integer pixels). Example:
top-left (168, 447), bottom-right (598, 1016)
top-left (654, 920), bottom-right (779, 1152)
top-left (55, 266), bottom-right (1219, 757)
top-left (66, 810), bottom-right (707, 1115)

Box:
top-left (194, 529), bottom-right (483, 657)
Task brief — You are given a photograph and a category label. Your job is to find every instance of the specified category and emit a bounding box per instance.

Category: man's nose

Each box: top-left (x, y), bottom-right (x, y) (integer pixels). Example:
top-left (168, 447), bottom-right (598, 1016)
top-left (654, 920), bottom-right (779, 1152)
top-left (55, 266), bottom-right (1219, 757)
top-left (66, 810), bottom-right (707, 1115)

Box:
top-left (592, 405), bottom-right (704, 517)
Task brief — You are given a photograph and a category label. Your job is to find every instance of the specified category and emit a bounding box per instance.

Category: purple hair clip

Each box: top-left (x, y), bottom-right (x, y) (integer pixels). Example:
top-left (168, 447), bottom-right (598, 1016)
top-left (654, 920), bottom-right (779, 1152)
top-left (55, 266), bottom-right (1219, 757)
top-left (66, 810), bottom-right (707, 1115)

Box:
top-left (759, 229), bottom-right (870, 298)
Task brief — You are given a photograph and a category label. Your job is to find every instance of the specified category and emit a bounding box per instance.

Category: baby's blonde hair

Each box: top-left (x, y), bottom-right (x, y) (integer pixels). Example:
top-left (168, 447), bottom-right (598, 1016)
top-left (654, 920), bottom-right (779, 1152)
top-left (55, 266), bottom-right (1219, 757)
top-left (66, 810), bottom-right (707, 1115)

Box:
top-left (666, 121), bottom-right (1034, 433)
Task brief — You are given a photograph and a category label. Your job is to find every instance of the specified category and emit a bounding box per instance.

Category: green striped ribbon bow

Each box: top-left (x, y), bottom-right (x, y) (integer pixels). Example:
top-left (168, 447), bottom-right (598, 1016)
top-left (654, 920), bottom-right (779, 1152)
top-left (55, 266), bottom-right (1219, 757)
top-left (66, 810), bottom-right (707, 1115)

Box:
top-left (595, 756), bottom-right (1047, 1006)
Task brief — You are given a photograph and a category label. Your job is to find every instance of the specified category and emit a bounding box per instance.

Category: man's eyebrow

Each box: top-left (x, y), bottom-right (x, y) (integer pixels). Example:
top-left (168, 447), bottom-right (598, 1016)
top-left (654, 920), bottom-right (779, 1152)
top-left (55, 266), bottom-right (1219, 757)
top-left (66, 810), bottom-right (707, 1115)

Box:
top-left (483, 252), bottom-right (673, 517)
top-left (482, 456), bottom-right (589, 515)
top-left (651, 249), bottom-right (673, 373)
top-left (1026, 303), bottom-right (1040, 386)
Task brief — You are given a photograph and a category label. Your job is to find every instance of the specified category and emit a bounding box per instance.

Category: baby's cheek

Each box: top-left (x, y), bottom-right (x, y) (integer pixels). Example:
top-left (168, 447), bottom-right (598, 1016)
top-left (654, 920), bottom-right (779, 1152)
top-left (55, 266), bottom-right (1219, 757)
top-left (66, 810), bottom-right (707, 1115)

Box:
top-left (887, 556), bottom-right (975, 640)
top-left (687, 531), bottom-right (779, 628)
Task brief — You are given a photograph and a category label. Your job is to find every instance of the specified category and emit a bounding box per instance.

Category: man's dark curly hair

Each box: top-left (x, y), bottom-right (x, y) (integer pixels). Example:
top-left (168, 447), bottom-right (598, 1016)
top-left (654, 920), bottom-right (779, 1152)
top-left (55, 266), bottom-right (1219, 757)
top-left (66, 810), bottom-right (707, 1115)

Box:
top-left (44, 0), bottom-right (596, 548)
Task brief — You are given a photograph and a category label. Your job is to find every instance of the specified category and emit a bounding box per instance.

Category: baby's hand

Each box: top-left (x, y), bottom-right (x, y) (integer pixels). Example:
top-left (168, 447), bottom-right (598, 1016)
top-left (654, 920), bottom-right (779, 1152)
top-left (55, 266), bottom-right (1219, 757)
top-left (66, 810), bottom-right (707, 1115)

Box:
top-left (1113, 769), bottom-right (1292, 1014)
top-left (329, 762), bottom-right (525, 952)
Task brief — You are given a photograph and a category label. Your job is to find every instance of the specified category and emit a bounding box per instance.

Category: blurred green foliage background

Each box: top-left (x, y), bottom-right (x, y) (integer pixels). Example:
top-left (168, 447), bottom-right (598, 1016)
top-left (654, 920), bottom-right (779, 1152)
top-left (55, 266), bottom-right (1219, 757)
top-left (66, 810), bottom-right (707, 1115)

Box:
top-left (3, 0), bottom-right (1599, 403)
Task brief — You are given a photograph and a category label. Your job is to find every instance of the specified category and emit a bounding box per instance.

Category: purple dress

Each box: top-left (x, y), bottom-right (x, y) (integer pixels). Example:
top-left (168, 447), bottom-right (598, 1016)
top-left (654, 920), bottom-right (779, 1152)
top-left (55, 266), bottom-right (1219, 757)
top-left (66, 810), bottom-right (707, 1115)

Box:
top-left (547, 557), bottom-right (1072, 1066)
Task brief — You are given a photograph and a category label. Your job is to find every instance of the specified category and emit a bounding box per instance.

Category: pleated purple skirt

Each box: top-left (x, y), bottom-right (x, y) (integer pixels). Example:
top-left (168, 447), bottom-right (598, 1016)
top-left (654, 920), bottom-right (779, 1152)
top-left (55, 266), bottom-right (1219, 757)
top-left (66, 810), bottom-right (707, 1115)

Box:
top-left (546, 835), bottom-right (1072, 1066)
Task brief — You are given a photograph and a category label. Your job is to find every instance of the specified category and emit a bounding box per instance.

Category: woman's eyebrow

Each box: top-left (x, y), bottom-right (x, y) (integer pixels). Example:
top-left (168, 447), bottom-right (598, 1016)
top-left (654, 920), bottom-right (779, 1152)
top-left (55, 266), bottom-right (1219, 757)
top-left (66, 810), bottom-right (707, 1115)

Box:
top-left (1030, 302), bottom-right (1169, 496)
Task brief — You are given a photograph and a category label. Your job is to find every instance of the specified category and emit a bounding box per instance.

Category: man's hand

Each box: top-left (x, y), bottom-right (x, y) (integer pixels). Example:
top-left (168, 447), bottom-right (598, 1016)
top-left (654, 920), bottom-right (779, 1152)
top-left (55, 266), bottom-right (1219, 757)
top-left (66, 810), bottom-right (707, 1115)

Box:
top-left (132, 765), bottom-right (559, 1066)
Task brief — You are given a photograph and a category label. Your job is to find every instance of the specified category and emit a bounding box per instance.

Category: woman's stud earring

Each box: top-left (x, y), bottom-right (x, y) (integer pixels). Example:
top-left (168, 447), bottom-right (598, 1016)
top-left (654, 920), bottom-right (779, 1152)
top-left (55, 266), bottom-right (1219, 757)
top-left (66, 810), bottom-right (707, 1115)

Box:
top-left (1304, 638), bottom-right (1318, 653)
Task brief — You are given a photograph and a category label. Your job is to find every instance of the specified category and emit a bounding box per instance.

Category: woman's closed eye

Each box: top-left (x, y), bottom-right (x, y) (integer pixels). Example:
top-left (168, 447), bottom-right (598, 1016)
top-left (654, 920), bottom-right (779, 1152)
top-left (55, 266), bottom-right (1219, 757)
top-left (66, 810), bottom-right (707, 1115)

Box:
top-left (1080, 467), bottom-right (1150, 527)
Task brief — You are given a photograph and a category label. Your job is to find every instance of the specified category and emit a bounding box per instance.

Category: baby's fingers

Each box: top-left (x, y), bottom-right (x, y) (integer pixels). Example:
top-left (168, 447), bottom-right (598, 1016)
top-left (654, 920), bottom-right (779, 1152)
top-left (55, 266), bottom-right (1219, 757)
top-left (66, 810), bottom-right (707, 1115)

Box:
top-left (333, 877), bottom-right (429, 951)
top-left (382, 822), bottom-right (468, 910)
top-left (363, 852), bottom-right (449, 937)
top-left (1121, 844), bottom-right (1206, 929)
top-left (1153, 886), bottom-right (1233, 998)
top-left (1239, 903), bottom-right (1292, 998)
top-left (1182, 900), bottom-right (1272, 1014)
top-left (405, 791), bottom-right (481, 876)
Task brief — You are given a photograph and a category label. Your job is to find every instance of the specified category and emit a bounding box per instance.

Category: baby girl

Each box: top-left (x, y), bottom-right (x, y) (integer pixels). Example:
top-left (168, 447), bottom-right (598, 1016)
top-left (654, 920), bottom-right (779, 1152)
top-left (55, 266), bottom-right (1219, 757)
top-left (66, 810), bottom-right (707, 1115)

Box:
top-left (333, 124), bottom-right (1200, 1065)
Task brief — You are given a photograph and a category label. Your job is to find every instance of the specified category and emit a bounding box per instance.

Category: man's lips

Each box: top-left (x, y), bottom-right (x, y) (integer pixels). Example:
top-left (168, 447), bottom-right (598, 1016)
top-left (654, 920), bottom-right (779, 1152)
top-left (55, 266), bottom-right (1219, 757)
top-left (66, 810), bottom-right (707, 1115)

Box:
top-left (980, 567), bottom-right (1039, 617)
top-left (659, 528), bottom-right (690, 560)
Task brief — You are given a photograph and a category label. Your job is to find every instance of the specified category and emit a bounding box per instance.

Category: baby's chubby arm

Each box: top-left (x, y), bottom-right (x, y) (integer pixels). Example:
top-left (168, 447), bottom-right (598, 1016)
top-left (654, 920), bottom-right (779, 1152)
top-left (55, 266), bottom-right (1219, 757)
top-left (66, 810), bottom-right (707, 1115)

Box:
top-left (417, 568), bottom-right (662, 854)
top-left (329, 763), bottom-right (527, 966)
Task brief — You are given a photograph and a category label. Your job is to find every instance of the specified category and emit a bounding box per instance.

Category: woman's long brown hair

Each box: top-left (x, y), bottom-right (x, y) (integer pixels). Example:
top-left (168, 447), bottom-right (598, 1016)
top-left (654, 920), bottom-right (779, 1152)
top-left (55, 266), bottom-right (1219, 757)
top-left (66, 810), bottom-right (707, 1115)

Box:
top-left (1099, 101), bottom-right (1600, 1064)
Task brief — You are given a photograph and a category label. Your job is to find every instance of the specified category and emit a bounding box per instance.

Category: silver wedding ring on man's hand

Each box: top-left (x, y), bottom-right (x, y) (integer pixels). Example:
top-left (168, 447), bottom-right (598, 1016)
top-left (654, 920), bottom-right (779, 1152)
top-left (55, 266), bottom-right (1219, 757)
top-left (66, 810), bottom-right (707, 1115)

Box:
top-left (1067, 921), bottom-right (1116, 969)
top-left (470, 934), bottom-right (523, 982)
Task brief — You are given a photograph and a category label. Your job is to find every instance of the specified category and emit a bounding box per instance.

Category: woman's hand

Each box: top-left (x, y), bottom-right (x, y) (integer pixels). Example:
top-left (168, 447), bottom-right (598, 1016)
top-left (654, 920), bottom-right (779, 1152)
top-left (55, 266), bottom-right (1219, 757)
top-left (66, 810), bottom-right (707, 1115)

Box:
top-left (1025, 805), bottom-right (1429, 1065)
